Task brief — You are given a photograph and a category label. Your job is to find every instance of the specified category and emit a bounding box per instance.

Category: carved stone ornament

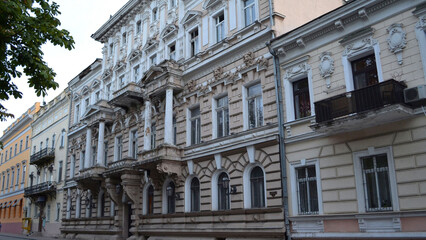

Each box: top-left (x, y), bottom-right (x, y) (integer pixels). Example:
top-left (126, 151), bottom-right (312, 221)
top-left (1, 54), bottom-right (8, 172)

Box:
top-left (243, 52), bottom-right (255, 66)
top-left (80, 134), bottom-right (86, 143)
top-left (387, 23), bottom-right (407, 65)
top-left (213, 67), bottom-right (224, 79)
top-left (167, 10), bottom-right (177, 25)
top-left (343, 37), bottom-right (377, 58)
top-left (319, 52), bottom-right (334, 88)
top-left (284, 62), bottom-right (311, 80)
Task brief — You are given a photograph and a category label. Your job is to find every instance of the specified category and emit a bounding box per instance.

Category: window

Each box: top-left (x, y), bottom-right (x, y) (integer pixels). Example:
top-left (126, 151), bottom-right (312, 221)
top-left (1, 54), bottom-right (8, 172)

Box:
top-left (250, 166), bottom-right (265, 208)
top-left (16, 167), bottom-right (20, 185)
top-left (74, 104), bottom-right (80, 123)
top-left (4, 150), bottom-right (7, 161)
top-left (293, 78), bottom-right (311, 119)
top-left (1, 174), bottom-right (5, 191)
top-left (150, 54), bottom-right (157, 66)
top-left (247, 84), bottom-right (263, 129)
top-left (152, 8), bottom-right (158, 21)
top-left (354, 147), bottom-right (398, 213)
top-left (11, 170), bottom-right (14, 188)
top-left (130, 130), bottom-right (138, 159)
top-left (122, 32), bottom-right (127, 46)
top-left (109, 43), bottom-right (114, 56)
top-left (92, 146), bottom-right (97, 166)
top-left (133, 65), bottom-right (140, 82)
top-left (151, 123), bottom-right (156, 149)
top-left (190, 107), bottom-right (201, 145)
top-left (0, 153), bottom-right (2, 164)
top-left (115, 136), bottom-right (123, 161)
top-left (9, 147), bottom-right (12, 159)
top-left (14, 144), bottom-right (17, 156)
top-left (60, 130), bottom-right (66, 148)
top-left (136, 21), bottom-right (141, 34)
top-left (119, 75), bottom-right (125, 88)
top-left (173, 117), bottom-right (177, 145)
top-left (296, 166), bottom-right (318, 214)
top-left (99, 192), bottom-right (105, 217)
top-left (169, 44), bottom-right (176, 61)
top-left (243, 0), bottom-right (256, 26)
top-left (351, 54), bottom-right (379, 90)
top-left (147, 185), bottom-right (154, 215)
top-left (52, 134), bottom-right (56, 148)
top-left (166, 181), bottom-right (176, 214)
top-left (47, 204), bottom-right (51, 222)
top-left (22, 165), bottom-right (26, 183)
top-left (25, 136), bottom-right (29, 148)
top-left (95, 91), bottom-right (100, 102)
top-left (45, 138), bottom-right (49, 150)
top-left (80, 151), bottom-right (85, 170)
top-left (84, 98), bottom-right (90, 109)
top-left (215, 13), bottom-right (225, 42)
top-left (104, 142), bottom-right (108, 166)
top-left (56, 203), bottom-right (61, 221)
top-left (70, 155), bottom-right (75, 178)
top-left (106, 83), bottom-right (112, 100)
top-left (19, 140), bottom-right (23, 153)
top-left (215, 96), bottom-right (229, 138)
top-left (190, 177), bottom-right (200, 212)
top-left (33, 146), bottom-right (36, 154)
top-left (169, 0), bottom-right (176, 8)
top-left (218, 172), bottom-right (230, 210)
top-left (190, 28), bottom-right (199, 57)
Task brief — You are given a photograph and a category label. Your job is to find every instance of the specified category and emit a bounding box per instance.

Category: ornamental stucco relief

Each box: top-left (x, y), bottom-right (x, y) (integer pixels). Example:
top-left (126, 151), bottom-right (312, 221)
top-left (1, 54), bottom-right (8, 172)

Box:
top-left (319, 52), bottom-right (334, 88)
top-left (387, 23), bottom-right (407, 65)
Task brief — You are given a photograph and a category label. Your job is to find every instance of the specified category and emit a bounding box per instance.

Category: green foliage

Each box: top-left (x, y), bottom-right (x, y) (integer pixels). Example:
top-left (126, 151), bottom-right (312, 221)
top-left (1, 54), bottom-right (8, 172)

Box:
top-left (0, 0), bottom-right (74, 121)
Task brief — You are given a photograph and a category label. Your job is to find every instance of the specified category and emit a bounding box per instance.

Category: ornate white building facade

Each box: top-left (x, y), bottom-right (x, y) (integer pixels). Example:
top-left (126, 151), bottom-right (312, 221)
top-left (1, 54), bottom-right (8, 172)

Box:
top-left (60, 0), bottom-right (342, 240)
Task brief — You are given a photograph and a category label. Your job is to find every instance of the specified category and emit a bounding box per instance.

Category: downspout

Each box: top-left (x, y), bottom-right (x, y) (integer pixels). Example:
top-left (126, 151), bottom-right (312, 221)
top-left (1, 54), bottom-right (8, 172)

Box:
top-left (267, 2), bottom-right (291, 239)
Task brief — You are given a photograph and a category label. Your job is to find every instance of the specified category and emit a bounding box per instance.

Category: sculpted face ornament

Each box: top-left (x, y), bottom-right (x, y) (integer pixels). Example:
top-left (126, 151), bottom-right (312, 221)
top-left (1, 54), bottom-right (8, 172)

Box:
top-left (319, 52), bottom-right (334, 89)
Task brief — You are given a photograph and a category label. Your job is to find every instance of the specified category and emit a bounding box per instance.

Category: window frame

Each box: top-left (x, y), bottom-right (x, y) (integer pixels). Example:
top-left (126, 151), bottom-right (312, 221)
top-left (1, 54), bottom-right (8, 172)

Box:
top-left (114, 135), bottom-right (123, 162)
top-left (241, 0), bottom-right (257, 28)
top-left (187, 106), bottom-right (201, 146)
top-left (185, 175), bottom-right (201, 212)
top-left (353, 146), bottom-right (398, 213)
top-left (243, 82), bottom-right (264, 130)
top-left (143, 184), bottom-right (155, 215)
top-left (162, 179), bottom-right (176, 214)
top-left (289, 159), bottom-right (323, 216)
top-left (188, 26), bottom-right (200, 58)
top-left (211, 9), bottom-right (226, 43)
top-left (212, 94), bottom-right (229, 139)
top-left (129, 129), bottom-right (138, 159)
top-left (150, 122), bottom-right (156, 149)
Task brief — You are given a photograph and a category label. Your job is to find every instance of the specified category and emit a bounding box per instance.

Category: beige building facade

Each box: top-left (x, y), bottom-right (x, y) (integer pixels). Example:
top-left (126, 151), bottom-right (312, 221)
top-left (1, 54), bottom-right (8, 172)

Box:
top-left (60, 0), bottom-right (342, 240)
top-left (271, 0), bottom-right (426, 239)
top-left (24, 90), bottom-right (70, 237)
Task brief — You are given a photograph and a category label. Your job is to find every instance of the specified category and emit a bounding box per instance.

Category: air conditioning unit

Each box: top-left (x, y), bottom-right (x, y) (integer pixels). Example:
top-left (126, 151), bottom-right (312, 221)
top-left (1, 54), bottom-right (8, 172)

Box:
top-left (404, 85), bottom-right (426, 103)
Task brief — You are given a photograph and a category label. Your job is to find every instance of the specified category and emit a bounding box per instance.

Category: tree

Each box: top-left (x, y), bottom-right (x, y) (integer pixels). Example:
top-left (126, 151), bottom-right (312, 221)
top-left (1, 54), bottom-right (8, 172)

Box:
top-left (0, 0), bottom-right (74, 121)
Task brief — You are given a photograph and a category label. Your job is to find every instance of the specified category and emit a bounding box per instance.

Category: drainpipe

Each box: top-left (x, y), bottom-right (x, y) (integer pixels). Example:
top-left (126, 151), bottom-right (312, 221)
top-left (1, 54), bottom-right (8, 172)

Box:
top-left (267, 3), bottom-right (291, 239)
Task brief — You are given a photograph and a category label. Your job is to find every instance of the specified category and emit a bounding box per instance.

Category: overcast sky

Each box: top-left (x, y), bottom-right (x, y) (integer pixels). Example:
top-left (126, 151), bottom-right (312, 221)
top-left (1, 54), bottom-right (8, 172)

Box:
top-left (0, 0), bottom-right (129, 136)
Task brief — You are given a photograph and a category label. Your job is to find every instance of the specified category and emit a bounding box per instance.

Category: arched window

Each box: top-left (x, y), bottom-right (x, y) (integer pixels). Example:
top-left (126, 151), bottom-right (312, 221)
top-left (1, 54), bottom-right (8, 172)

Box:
top-left (147, 185), bottom-right (154, 215)
top-left (250, 166), bottom-right (265, 208)
top-left (166, 181), bottom-right (175, 214)
top-left (218, 172), bottom-right (230, 210)
top-left (190, 177), bottom-right (200, 212)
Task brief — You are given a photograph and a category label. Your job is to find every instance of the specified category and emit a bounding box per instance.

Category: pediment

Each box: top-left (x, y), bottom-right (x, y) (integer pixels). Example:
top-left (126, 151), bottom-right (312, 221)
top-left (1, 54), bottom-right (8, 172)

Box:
top-left (82, 105), bottom-right (99, 119)
top-left (101, 70), bottom-right (112, 80)
top-left (160, 24), bottom-right (178, 40)
top-left (81, 86), bottom-right (91, 96)
top-left (128, 49), bottom-right (141, 62)
top-left (180, 10), bottom-right (201, 26)
top-left (203, 0), bottom-right (223, 9)
top-left (140, 65), bottom-right (165, 84)
top-left (143, 38), bottom-right (159, 53)
top-left (113, 60), bottom-right (126, 72)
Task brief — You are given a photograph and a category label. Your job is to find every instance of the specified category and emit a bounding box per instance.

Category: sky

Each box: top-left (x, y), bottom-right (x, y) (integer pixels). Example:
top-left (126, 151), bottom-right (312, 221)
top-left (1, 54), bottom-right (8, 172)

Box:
top-left (0, 0), bottom-right (129, 136)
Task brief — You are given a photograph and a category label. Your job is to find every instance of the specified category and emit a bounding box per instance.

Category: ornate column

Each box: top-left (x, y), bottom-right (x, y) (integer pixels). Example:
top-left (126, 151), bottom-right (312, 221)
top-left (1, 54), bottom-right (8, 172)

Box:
top-left (164, 88), bottom-right (174, 145)
top-left (144, 100), bottom-right (152, 151)
top-left (85, 128), bottom-right (92, 169)
top-left (97, 121), bottom-right (105, 166)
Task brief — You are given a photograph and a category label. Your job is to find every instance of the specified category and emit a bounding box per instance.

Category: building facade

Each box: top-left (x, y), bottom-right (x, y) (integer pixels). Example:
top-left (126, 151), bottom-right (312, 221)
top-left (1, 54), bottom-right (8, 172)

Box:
top-left (271, 0), bottom-right (426, 239)
top-left (0, 103), bottom-right (40, 234)
top-left (24, 90), bottom-right (70, 237)
top-left (60, 0), bottom-right (342, 240)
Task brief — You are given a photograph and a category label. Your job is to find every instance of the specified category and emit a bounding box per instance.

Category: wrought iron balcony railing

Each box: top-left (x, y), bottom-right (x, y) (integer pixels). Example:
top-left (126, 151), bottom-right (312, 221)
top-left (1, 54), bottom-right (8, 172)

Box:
top-left (314, 79), bottom-right (406, 124)
top-left (30, 148), bottom-right (55, 165)
top-left (24, 181), bottom-right (56, 197)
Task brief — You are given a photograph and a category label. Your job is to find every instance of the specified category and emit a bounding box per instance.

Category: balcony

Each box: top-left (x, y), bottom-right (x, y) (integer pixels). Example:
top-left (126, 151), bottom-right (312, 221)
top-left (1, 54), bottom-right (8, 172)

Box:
top-left (311, 79), bottom-right (414, 134)
top-left (30, 148), bottom-right (55, 166)
top-left (74, 166), bottom-right (106, 192)
top-left (104, 157), bottom-right (138, 177)
top-left (109, 82), bottom-right (145, 110)
top-left (24, 181), bottom-right (56, 198)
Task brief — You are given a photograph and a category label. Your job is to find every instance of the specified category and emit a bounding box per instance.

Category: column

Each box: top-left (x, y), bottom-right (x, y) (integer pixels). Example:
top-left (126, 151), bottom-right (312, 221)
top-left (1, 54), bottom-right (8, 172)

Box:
top-left (144, 100), bottom-right (152, 151)
top-left (85, 128), bottom-right (91, 169)
top-left (97, 121), bottom-right (105, 166)
top-left (164, 88), bottom-right (174, 145)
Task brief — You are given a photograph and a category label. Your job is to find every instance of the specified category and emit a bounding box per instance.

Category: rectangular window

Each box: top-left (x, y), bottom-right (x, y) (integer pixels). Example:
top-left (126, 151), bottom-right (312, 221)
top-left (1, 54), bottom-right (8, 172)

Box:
top-left (75, 104), bottom-right (80, 123)
top-left (247, 84), bottom-right (263, 129)
top-left (58, 161), bottom-right (63, 183)
top-left (361, 154), bottom-right (392, 212)
top-left (133, 65), bottom-right (140, 82)
top-left (119, 75), bottom-right (126, 88)
top-left (122, 32), bottom-right (127, 46)
top-left (116, 136), bottom-right (122, 161)
top-left (293, 78), bottom-right (311, 119)
top-left (85, 98), bottom-right (90, 109)
top-left (22, 165), bottom-right (26, 183)
top-left (243, 0), bottom-right (256, 26)
top-left (131, 130), bottom-right (138, 159)
top-left (19, 140), bottom-right (23, 153)
top-left (216, 96), bottom-right (229, 138)
top-left (25, 136), bottom-right (29, 149)
top-left (79, 151), bottom-right (85, 170)
top-left (351, 54), bottom-right (379, 90)
top-left (296, 166), bottom-right (318, 215)
top-left (9, 147), bottom-right (12, 159)
top-left (52, 134), bottom-right (55, 148)
top-left (173, 117), bottom-right (177, 145)
top-left (150, 54), bottom-right (157, 66)
top-left (109, 43), bottom-right (114, 56)
top-left (190, 29), bottom-right (199, 57)
top-left (92, 146), bottom-right (97, 166)
top-left (104, 142), bottom-right (108, 166)
top-left (190, 107), bottom-right (201, 145)
top-left (11, 170), bottom-right (14, 188)
top-left (47, 204), bottom-right (51, 222)
top-left (151, 123), bottom-right (156, 149)
top-left (169, 44), bottom-right (176, 61)
top-left (4, 151), bottom-right (7, 161)
top-left (60, 131), bottom-right (66, 148)
top-left (71, 155), bottom-right (75, 178)
top-left (2, 174), bottom-right (5, 190)
top-left (95, 91), bottom-right (100, 102)
top-left (16, 168), bottom-right (20, 185)
top-left (14, 144), bottom-right (17, 156)
top-left (106, 84), bottom-right (112, 100)
top-left (136, 21), bottom-right (141, 34)
top-left (215, 13), bottom-right (225, 42)
top-left (56, 203), bottom-right (61, 221)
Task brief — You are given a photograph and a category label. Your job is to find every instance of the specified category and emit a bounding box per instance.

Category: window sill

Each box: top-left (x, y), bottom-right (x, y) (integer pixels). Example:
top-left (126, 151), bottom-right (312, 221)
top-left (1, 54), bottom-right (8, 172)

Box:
top-left (284, 115), bottom-right (315, 127)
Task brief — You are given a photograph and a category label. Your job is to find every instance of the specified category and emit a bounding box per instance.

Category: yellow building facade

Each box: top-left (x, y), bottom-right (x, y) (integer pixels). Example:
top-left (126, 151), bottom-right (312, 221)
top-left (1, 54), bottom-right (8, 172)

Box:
top-left (0, 103), bottom-right (40, 234)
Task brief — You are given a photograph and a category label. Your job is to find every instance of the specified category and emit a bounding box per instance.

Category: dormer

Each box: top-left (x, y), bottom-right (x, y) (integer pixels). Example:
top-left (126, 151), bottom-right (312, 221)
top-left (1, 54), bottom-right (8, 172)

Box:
top-left (181, 10), bottom-right (202, 28)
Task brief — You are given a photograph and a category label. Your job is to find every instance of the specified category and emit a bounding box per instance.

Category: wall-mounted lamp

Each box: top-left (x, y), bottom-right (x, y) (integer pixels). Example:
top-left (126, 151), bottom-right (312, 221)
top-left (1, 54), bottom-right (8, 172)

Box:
top-left (166, 186), bottom-right (173, 197)
top-left (222, 176), bottom-right (230, 190)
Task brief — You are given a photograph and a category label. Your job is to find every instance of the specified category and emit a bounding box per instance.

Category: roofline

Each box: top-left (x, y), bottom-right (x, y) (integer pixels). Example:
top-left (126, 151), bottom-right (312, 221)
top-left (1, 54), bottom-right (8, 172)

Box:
top-left (91, 0), bottom-right (141, 42)
top-left (68, 58), bottom-right (102, 87)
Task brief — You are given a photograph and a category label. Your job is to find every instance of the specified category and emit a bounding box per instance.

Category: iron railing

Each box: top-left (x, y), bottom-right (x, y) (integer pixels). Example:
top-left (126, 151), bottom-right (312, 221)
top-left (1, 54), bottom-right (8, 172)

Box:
top-left (314, 79), bottom-right (406, 123)
top-left (30, 148), bottom-right (55, 165)
top-left (24, 181), bottom-right (56, 197)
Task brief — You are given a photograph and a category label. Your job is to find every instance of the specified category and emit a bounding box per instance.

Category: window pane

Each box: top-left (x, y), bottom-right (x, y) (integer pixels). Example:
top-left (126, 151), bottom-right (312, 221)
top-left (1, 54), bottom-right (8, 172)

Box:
top-left (377, 171), bottom-right (392, 208)
top-left (218, 173), bottom-right (230, 210)
top-left (248, 98), bottom-right (256, 129)
top-left (365, 172), bottom-right (378, 209)
top-left (298, 181), bottom-right (308, 213)
top-left (308, 180), bottom-right (318, 212)
top-left (191, 178), bottom-right (200, 212)
top-left (148, 185), bottom-right (154, 214)
top-left (217, 110), bottom-right (224, 137)
top-left (256, 96), bottom-right (263, 126)
top-left (351, 55), bottom-right (378, 90)
top-left (250, 167), bottom-right (265, 208)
